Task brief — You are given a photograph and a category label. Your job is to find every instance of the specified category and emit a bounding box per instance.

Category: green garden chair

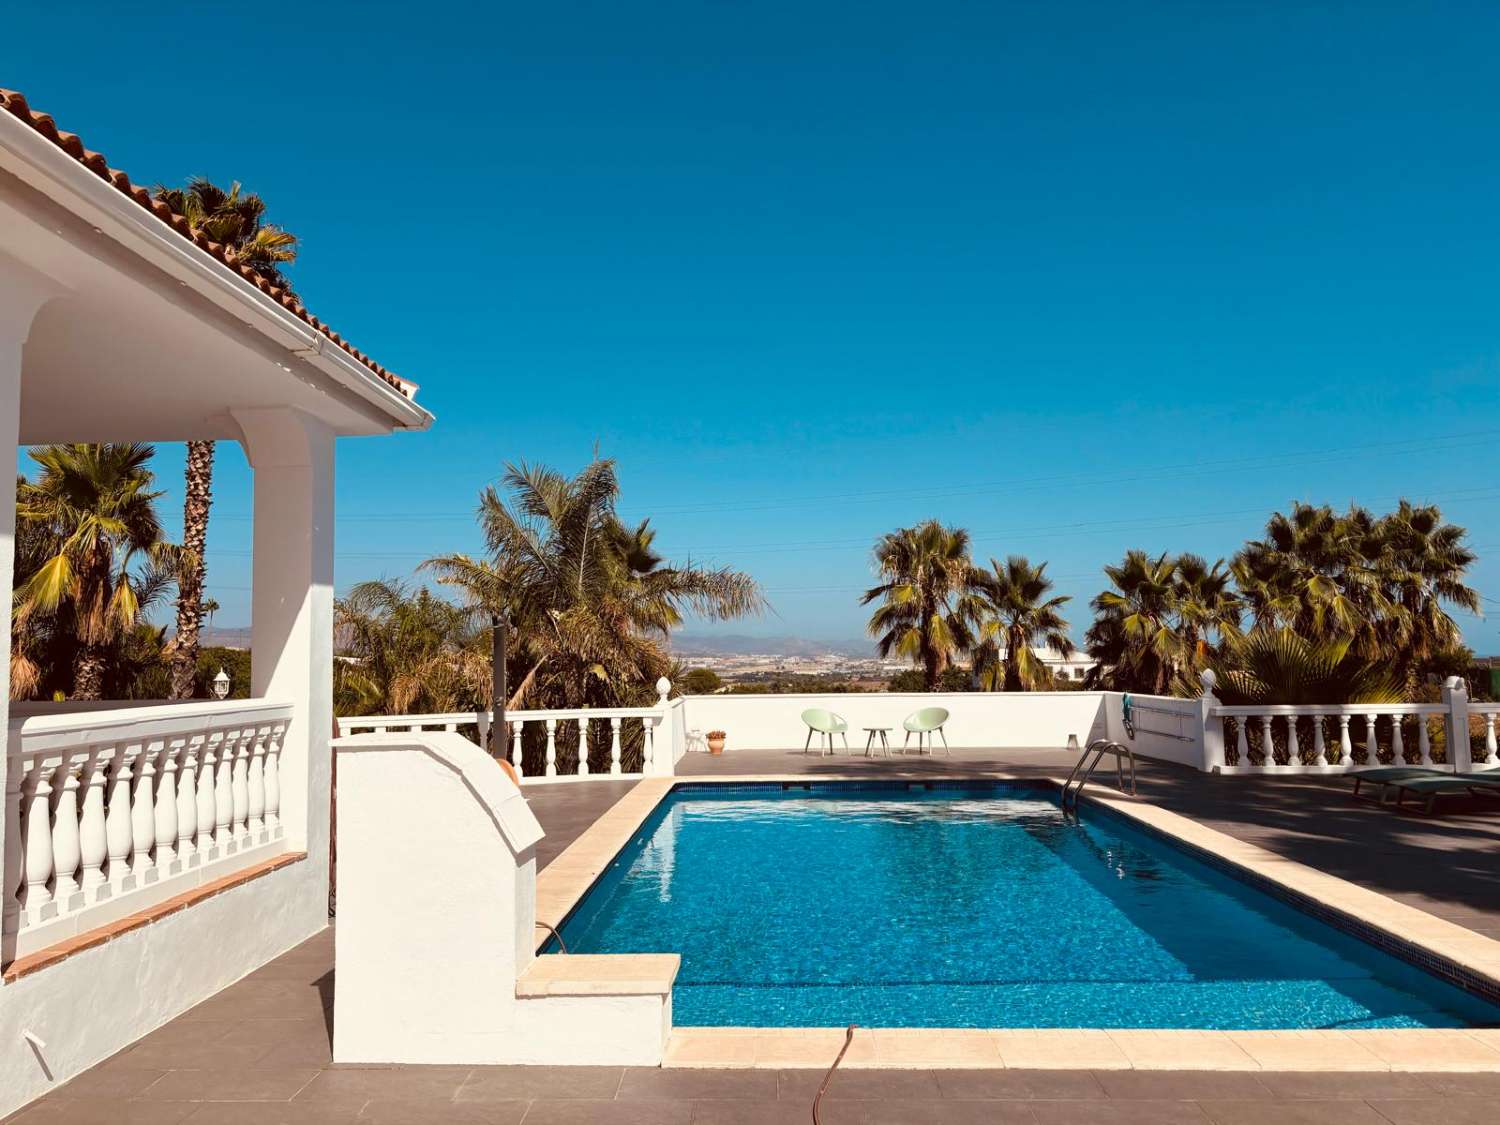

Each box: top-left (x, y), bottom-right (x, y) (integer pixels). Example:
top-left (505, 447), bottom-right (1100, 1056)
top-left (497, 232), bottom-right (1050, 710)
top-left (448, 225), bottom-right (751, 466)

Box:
top-left (902, 707), bottom-right (950, 756)
top-left (801, 708), bottom-right (850, 755)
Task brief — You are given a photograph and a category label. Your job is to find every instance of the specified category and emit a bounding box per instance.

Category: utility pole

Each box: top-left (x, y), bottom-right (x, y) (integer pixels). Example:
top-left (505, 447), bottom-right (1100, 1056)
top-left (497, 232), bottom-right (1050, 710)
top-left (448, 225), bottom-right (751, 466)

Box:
top-left (491, 612), bottom-right (509, 761)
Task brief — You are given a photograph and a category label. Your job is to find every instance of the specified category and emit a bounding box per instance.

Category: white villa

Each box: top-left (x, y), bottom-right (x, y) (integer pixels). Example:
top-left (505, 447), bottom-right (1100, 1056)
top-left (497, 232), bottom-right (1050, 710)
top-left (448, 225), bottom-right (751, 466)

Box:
top-left (0, 88), bottom-right (431, 1113)
top-left (4, 88), bottom-right (1500, 1121)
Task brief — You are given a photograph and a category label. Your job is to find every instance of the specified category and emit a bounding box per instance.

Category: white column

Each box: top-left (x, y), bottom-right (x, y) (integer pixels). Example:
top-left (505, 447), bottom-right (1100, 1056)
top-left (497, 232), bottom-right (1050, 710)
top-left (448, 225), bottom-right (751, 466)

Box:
top-left (177, 737), bottom-right (199, 865)
top-left (237, 407), bottom-right (335, 888)
top-left (577, 718), bottom-right (591, 777)
top-left (0, 268), bottom-right (58, 957)
top-left (1258, 715), bottom-right (1275, 769)
top-left (510, 721), bottom-right (525, 780)
top-left (544, 719), bottom-right (558, 777)
top-left (1441, 678), bottom-right (1474, 773)
top-left (1390, 715), bottom-right (1405, 764)
top-left (610, 717), bottom-right (623, 775)
top-left (1365, 712), bottom-right (1379, 767)
top-left (1197, 670), bottom-right (1224, 773)
top-left (1337, 714), bottom-right (1353, 767)
top-left (1418, 717), bottom-right (1434, 767)
top-left (1312, 714), bottom-right (1327, 766)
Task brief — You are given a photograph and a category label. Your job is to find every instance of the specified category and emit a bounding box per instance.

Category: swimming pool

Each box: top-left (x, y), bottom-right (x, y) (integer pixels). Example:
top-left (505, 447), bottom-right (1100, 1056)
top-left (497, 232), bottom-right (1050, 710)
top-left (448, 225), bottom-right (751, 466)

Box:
top-left (554, 782), bottom-right (1500, 1029)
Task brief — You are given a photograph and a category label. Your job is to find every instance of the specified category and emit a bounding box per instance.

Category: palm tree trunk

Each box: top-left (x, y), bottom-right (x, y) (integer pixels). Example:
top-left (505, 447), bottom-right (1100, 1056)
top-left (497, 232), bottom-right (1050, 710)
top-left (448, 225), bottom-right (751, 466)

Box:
top-left (170, 440), bottom-right (214, 699)
top-left (74, 647), bottom-right (106, 700)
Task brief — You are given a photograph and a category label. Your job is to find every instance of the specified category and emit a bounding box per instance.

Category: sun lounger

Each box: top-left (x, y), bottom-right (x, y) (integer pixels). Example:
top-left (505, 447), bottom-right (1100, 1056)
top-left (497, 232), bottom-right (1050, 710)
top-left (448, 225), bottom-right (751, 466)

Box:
top-left (1384, 772), bottom-right (1500, 814)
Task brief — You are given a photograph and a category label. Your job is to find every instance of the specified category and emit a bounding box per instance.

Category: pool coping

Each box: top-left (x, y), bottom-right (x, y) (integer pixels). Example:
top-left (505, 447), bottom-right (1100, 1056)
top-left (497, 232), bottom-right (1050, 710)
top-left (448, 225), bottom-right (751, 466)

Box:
top-left (531, 773), bottom-right (1500, 1072)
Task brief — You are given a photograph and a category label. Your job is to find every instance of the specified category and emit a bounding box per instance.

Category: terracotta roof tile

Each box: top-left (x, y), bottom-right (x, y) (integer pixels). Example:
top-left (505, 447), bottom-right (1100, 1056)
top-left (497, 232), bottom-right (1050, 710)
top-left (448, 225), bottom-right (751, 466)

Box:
top-left (0, 88), bottom-right (409, 397)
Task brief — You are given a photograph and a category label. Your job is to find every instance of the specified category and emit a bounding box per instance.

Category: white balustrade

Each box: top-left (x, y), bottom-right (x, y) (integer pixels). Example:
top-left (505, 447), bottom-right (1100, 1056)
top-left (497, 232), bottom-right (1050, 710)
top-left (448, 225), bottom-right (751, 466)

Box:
top-left (4, 700), bottom-right (292, 959)
top-left (335, 693), bottom-right (677, 785)
top-left (1211, 703), bottom-right (1448, 775)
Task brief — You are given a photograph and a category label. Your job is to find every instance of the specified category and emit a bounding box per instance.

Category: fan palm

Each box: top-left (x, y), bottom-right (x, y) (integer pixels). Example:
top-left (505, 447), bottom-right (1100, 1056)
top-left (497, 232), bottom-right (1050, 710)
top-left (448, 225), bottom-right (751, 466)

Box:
top-left (861, 520), bottom-right (984, 691)
top-left (1085, 550), bottom-right (1179, 694)
top-left (152, 178), bottom-right (299, 699)
top-left (14, 444), bottom-right (179, 699)
top-left (425, 458), bottom-right (763, 711)
top-left (971, 556), bottom-right (1074, 691)
top-left (1199, 627), bottom-right (1404, 706)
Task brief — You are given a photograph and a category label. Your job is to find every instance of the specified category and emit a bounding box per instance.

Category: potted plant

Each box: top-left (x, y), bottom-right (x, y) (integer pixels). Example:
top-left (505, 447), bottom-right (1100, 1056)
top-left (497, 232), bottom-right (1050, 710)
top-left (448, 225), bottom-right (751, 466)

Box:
top-left (706, 730), bottom-right (727, 755)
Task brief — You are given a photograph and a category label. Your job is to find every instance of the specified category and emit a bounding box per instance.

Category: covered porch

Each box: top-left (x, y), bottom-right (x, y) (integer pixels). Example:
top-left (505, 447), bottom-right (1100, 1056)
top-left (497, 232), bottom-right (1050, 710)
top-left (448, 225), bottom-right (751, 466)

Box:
top-left (0, 88), bottom-right (431, 1117)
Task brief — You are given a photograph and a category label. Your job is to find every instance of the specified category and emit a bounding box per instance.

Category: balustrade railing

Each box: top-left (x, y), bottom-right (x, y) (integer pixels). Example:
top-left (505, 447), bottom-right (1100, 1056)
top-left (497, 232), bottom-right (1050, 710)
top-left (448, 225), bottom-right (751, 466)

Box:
top-left (337, 706), bottom-right (665, 780)
top-left (1211, 703), bottom-right (1449, 773)
top-left (4, 699), bottom-right (293, 960)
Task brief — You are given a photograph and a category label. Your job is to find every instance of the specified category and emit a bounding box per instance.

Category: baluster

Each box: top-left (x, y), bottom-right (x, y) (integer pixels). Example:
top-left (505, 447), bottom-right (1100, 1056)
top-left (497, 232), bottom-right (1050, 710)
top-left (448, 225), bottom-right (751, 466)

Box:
top-left (510, 721), bottom-right (525, 780)
top-left (1337, 714), bottom-right (1353, 767)
top-left (1365, 712), bottom-right (1379, 766)
top-left (21, 763), bottom-right (56, 922)
top-left (214, 729), bottom-right (235, 854)
top-left (105, 748), bottom-right (135, 890)
top-left (177, 736), bottom-right (199, 865)
top-left (78, 750), bottom-right (109, 895)
top-left (1235, 717), bottom-right (1250, 763)
top-left (1418, 716), bottom-right (1434, 766)
top-left (264, 723), bottom-right (282, 836)
top-left (1391, 714), bottom-right (1405, 764)
top-left (610, 717), bottom-right (623, 775)
top-left (578, 717), bottom-right (591, 777)
top-left (544, 719), bottom-right (558, 777)
top-left (1486, 714), bottom-right (1498, 764)
top-left (248, 726), bottom-right (267, 840)
top-left (643, 716), bottom-right (656, 773)
top-left (1259, 715), bottom-right (1275, 768)
top-left (51, 760), bottom-right (83, 906)
top-left (1312, 713), bottom-right (1327, 765)
top-left (231, 729), bottom-right (251, 845)
top-left (196, 733), bottom-right (220, 855)
top-left (154, 740), bottom-right (180, 871)
top-left (131, 744), bottom-right (157, 880)
top-left (1286, 716), bottom-right (1300, 765)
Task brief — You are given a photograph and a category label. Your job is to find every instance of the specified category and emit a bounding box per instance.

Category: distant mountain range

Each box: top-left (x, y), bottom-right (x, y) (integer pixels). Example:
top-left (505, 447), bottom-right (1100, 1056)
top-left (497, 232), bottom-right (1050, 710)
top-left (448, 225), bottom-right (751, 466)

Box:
top-left (668, 633), bottom-right (875, 658)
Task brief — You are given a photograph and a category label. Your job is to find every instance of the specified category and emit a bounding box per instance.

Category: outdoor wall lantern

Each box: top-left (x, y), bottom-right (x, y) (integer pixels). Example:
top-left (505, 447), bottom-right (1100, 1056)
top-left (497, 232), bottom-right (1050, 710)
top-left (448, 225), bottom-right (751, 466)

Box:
top-left (211, 666), bottom-right (231, 700)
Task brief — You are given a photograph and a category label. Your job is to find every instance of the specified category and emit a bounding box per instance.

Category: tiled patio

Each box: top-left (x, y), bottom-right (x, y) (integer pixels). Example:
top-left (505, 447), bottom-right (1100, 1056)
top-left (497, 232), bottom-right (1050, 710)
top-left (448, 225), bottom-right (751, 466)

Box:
top-left (10, 752), bottom-right (1500, 1124)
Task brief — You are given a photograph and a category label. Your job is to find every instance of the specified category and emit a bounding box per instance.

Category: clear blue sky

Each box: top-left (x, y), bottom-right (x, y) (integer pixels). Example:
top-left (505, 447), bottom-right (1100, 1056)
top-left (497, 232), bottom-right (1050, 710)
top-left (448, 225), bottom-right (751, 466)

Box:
top-left (7, 2), bottom-right (1500, 649)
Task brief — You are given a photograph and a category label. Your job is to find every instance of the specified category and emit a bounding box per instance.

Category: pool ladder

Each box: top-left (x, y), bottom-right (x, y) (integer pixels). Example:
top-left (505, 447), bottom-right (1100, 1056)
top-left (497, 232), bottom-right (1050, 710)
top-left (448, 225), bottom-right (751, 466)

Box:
top-left (1061, 738), bottom-right (1136, 807)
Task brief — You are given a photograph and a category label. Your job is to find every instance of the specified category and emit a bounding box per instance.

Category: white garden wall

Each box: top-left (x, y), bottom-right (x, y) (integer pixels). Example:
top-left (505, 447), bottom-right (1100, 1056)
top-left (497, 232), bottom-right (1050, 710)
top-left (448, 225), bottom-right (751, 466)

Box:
top-left (678, 691), bottom-right (1111, 752)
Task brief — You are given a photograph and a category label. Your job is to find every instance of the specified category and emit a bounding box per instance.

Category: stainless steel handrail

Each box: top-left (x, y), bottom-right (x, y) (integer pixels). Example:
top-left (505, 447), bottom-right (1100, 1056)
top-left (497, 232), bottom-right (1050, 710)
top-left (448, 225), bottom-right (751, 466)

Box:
top-left (1062, 738), bottom-right (1136, 806)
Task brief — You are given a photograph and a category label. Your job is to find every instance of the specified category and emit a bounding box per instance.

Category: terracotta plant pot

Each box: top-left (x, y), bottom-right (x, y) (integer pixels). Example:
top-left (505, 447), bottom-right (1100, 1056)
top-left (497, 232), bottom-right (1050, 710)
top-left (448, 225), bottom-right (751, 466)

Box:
top-left (707, 737), bottom-right (726, 755)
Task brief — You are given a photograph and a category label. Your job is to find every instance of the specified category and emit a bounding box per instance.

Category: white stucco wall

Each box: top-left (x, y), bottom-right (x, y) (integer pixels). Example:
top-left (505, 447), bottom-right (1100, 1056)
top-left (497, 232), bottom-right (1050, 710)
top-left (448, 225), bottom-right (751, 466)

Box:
top-left (0, 860), bottom-right (326, 1119)
top-left (333, 732), bottom-right (674, 1065)
top-left (678, 691), bottom-right (1111, 752)
top-left (1100, 692), bottom-right (1207, 769)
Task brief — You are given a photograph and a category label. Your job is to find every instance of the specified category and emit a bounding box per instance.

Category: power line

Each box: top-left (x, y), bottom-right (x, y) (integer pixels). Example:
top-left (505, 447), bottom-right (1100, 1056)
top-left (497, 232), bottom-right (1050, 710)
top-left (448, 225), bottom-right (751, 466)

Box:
top-left (199, 427), bottom-right (1500, 525)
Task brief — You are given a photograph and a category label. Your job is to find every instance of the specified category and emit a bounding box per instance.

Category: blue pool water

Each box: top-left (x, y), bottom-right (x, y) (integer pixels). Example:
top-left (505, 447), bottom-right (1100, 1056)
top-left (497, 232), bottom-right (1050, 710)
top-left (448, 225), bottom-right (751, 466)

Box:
top-left (555, 782), bottom-right (1500, 1029)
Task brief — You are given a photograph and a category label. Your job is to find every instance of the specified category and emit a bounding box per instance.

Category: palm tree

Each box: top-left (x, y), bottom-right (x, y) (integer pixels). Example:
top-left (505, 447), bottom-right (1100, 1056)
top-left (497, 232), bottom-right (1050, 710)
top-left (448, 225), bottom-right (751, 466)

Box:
top-left (1201, 627), bottom-right (1403, 706)
top-left (1085, 550), bottom-right (1179, 694)
top-left (971, 556), bottom-right (1074, 691)
top-left (425, 458), bottom-right (763, 712)
top-left (861, 520), bottom-right (984, 691)
top-left (1172, 553), bottom-right (1242, 674)
top-left (334, 579), bottom-right (491, 716)
top-left (1231, 502), bottom-right (1396, 652)
top-left (1374, 500), bottom-right (1478, 681)
top-left (153, 178), bottom-right (299, 699)
top-left (14, 444), bottom-right (179, 699)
